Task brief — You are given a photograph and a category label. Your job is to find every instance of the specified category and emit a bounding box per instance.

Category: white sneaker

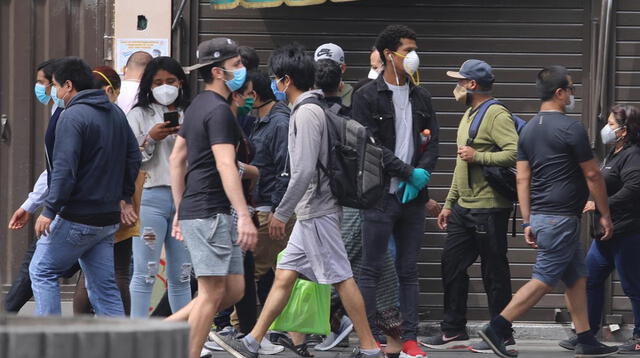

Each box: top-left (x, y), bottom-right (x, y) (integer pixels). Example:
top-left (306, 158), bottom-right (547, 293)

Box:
top-left (200, 347), bottom-right (213, 358)
top-left (204, 340), bottom-right (224, 352)
top-left (259, 337), bottom-right (285, 355)
top-left (315, 316), bottom-right (353, 351)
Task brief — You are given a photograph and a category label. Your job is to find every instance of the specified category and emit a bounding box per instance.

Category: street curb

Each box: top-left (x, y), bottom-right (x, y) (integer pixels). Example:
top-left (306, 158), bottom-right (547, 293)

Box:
top-left (419, 321), bottom-right (634, 342)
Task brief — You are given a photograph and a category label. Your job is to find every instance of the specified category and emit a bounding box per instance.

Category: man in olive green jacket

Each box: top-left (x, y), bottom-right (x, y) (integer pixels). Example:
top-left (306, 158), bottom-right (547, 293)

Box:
top-left (420, 60), bottom-right (519, 352)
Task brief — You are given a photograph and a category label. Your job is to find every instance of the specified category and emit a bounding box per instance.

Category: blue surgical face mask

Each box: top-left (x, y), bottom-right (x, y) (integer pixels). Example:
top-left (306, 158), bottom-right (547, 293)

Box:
top-left (271, 79), bottom-right (287, 102)
top-left (34, 83), bottom-right (51, 105)
top-left (50, 86), bottom-right (66, 108)
top-left (223, 67), bottom-right (247, 92)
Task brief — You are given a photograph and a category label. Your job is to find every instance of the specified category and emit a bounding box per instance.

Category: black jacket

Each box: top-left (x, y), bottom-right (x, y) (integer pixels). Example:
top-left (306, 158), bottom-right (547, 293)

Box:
top-left (43, 89), bottom-right (141, 220)
top-left (351, 73), bottom-right (439, 202)
top-left (594, 144), bottom-right (640, 238)
top-left (249, 101), bottom-right (291, 210)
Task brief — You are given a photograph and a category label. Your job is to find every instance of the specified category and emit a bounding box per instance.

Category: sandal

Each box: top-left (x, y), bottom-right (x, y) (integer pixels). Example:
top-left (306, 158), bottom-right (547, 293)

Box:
top-left (277, 334), bottom-right (314, 357)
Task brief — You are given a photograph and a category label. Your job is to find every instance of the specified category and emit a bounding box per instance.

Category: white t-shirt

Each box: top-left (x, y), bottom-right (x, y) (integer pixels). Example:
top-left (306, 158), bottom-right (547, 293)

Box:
top-left (386, 81), bottom-right (414, 193)
top-left (117, 80), bottom-right (140, 114)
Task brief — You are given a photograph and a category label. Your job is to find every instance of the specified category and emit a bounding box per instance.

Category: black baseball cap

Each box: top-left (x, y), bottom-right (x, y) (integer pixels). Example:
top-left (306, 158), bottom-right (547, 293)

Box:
top-left (184, 38), bottom-right (240, 73)
top-left (446, 59), bottom-right (495, 85)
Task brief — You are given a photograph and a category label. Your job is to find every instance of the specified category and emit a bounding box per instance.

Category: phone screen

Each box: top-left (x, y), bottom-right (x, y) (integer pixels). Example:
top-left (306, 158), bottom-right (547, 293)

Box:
top-left (164, 111), bottom-right (180, 128)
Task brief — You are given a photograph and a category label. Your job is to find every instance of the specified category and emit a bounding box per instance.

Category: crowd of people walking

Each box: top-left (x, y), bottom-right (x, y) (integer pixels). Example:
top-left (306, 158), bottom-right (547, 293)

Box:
top-left (5, 24), bottom-right (640, 358)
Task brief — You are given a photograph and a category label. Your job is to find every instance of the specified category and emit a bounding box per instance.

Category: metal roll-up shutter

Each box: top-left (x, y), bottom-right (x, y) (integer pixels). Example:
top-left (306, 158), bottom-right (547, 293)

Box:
top-left (609, 0), bottom-right (639, 326)
top-left (1, 0), bottom-right (111, 300)
top-left (196, 0), bottom-right (592, 322)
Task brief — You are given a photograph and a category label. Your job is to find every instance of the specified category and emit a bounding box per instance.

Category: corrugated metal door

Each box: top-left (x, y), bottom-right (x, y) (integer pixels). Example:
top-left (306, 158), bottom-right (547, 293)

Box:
top-left (0, 0), bottom-right (110, 299)
top-left (608, 0), bottom-right (639, 326)
top-left (194, 0), bottom-right (597, 322)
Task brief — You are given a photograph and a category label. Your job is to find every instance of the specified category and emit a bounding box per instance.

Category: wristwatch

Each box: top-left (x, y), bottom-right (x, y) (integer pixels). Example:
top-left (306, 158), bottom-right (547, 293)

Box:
top-left (521, 222), bottom-right (531, 229)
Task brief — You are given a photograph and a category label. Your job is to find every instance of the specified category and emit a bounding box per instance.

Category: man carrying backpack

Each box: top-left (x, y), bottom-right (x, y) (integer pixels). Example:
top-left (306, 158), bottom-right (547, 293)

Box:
top-left (419, 60), bottom-right (518, 352)
top-left (352, 25), bottom-right (438, 358)
top-left (213, 43), bottom-right (383, 358)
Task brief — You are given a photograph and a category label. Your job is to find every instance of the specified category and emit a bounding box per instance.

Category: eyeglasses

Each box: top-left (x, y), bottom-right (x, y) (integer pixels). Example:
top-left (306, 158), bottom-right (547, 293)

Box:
top-left (270, 75), bottom-right (286, 83)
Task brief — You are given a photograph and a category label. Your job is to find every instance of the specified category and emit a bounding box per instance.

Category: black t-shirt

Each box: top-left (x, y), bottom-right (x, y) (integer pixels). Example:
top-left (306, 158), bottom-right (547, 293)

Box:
top-left (593, 145), bottom-right (640, 237)
top-left (517, 111), bottom-right (594, 216)
top-left (178, 91), bottom-right (240, 220)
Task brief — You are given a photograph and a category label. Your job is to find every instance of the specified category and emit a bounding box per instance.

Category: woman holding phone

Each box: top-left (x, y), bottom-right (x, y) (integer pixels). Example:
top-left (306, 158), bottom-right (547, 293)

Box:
top-left (126, 56), bottom-right (193, 318)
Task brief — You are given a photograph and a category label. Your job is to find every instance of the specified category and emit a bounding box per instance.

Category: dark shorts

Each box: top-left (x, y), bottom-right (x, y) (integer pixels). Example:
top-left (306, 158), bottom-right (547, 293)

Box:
top-left (530, 214), bottom-right (588, 287)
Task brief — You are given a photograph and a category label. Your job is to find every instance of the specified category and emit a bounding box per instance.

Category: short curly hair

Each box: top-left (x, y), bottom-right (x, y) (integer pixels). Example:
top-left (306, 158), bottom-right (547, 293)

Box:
top-left (375, 25), bottom-right (417, 66)
top-left (315, 59), bottom-right (341, 95)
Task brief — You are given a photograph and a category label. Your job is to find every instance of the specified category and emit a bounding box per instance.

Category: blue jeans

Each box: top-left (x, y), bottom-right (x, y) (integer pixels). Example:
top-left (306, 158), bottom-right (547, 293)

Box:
top-left (130, 186), bottom-right (192, 318)
top-left (29, 216), bottom-right (123, 316)
top-left (586, 233), bottom-right (640, 336)
top-left (360, 194), bottom-right (425, 341)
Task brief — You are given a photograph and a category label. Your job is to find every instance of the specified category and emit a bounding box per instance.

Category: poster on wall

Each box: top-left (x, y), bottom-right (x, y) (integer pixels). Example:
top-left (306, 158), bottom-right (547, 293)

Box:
top-left (115, 38), bottom-right (170, 74)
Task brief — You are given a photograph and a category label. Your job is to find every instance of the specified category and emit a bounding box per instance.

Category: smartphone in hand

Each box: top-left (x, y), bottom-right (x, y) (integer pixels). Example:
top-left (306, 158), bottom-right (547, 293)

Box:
top-left (164, 111), bottom-right (180, 128)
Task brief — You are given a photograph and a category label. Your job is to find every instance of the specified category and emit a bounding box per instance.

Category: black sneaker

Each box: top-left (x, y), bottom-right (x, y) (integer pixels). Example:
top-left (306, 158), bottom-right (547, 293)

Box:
top-left (419, 331), bottom-right (470, 349)
top-left (211, 332), bottom-right (259, 358)
top-left (477, 324), bottom-right (517, 358)
top-left (558, 335), bottom-right (578, 351)
top-left (617, 335), bottom-right (640, 354)
top-left (575, 342), bottom-right (618, 357)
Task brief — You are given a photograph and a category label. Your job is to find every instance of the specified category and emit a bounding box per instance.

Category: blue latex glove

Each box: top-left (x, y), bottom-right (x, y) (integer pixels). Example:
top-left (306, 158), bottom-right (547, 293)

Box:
top-left (409, 168), bottom-right (431, 190)
top-left (398, 181), bottom-right (420, 204)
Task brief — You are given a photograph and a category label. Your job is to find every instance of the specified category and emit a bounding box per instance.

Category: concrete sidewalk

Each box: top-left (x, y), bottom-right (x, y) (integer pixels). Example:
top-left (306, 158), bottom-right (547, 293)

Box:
top-left (207, 338), bottom-right (620, 358)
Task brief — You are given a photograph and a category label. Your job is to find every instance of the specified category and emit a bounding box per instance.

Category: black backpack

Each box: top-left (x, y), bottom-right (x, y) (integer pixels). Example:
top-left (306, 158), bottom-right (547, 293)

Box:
top-left (467, 99), bottom-right (525, 202)
top-left (294, 95), bottom-right (385, 209)
top-left (466, 99), bottom-right (525, 236)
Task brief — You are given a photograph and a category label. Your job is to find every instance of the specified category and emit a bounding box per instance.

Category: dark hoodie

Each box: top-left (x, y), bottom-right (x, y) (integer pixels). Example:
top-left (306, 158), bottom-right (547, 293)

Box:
top-left (249, 101), bottom-right (291, 210)
top-left (43, 89), bottom-right (142, 224)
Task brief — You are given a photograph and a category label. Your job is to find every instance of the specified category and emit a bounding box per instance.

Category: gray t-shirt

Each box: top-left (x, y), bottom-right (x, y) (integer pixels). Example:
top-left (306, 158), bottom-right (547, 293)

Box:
top-left (517, 111), bottom-right (594, 216)
top-left (387, 81), bottom-right (414, 193)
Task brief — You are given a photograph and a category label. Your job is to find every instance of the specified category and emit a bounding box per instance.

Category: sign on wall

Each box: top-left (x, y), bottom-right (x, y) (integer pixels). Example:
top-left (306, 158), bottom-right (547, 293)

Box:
top-left (115, 38), bottom-right (170, 74)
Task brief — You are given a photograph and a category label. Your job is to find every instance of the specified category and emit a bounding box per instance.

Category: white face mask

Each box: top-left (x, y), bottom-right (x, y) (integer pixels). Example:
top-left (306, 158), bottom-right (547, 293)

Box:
top-left (152, 84), bottom-right (179, 106)
top-left (565, 94), bottom-right (576, 112)
top-left (600, 124), bottom-right (623, 145)
top-left (368, 67), bottom-right (380, 80)
top-left (389, 50), bottom-right (421, 86)
top-left (402, 50), bottom-right (420, 75)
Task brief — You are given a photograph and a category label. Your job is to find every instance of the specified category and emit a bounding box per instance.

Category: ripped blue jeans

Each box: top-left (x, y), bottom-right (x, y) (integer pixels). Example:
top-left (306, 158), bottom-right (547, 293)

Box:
top-left (129, 186), bottom-right (192, 318)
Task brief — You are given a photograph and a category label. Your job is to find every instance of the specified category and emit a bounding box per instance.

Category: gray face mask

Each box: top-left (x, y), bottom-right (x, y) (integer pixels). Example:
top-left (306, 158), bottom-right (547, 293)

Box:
top-left (600, 124), bottom-right (623, 145)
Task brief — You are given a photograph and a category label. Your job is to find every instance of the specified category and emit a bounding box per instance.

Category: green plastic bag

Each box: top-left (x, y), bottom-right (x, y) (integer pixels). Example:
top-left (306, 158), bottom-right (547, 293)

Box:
top-left (269, 251), bottom-right (331, 335)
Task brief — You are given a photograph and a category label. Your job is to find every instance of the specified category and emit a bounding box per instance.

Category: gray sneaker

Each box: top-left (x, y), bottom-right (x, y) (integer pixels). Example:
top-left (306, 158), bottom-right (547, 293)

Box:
top-left (351, 347), bottom-right (385, 358)
top-left (469, 336), bottom-right (517, 354)
top-left (207, 326), bottom-right (237, 351)
top-left (558, 335), bottom-right (577, 351)
top-left (315, 316), bottom-right (354, 351)
top-left (211, 332), bottom-right (258, 358)
top-left (617, 335), bottom-right (640, 354)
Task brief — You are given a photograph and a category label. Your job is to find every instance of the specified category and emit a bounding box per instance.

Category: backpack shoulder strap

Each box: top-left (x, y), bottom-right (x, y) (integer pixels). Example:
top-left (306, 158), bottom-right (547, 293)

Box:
top-left (291, 94), bottom-right (325, 136)
top-left (291, 94), bottom-right (331, 183)
top-left (292, 94), bottom-right (324, 112)
top-left (467, 98), bottom-right (501, 145)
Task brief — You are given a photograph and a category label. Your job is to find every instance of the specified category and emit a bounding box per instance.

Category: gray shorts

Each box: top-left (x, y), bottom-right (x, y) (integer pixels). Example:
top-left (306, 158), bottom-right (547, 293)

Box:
top-left (180, 214), bottom-right (243, 277)
top-left (277, 212), bottom-right (352, 285)
top-left (530, 214), bottom-right (587, 287)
